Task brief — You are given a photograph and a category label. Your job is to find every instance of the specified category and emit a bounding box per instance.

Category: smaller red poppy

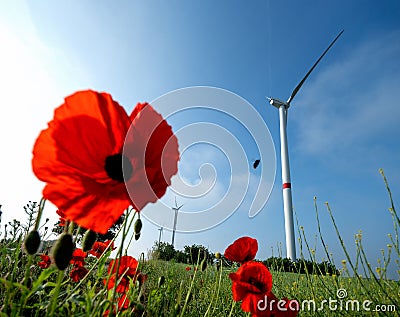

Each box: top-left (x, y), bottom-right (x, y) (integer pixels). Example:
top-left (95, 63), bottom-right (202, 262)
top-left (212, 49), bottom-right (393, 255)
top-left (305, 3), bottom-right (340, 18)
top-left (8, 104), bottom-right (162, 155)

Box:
top-left (104, 274), bottom-right (130, 293)
top-left (104, 256), bottom-right (139, 293)
top-left (38, 254), bottom-right (51, 269)
top-left (229, 261), bottom-right (273, 316)
top-left (118, 294), bottom-right (130, 310)
top-left (273, 298), bottom-right (299, 317)
top-left (90, 240), bottom-right (116, 258)
top-left (185, 266), bottom-right (191, 271)
top-left (108, 255), bottom-right (138, 278)
top-left (70, 248), bottom-right (87, 267)
top-left (70, 265), bottom-right (88, 282)
top-left (224, 236), bottom-right (258, 264)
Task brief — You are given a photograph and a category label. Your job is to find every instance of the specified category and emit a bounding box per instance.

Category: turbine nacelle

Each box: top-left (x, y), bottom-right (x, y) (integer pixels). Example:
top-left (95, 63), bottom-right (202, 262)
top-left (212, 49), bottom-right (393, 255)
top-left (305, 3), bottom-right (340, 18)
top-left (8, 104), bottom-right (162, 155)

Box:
top-left (268, 97), bottom-right (290, 110)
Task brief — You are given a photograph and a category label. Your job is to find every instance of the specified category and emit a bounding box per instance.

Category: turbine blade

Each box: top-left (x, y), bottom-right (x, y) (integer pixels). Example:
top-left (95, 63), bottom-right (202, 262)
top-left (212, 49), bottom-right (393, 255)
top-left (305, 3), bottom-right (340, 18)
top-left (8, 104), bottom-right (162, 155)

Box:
top-left (287, 30), bottom-right (344, 104)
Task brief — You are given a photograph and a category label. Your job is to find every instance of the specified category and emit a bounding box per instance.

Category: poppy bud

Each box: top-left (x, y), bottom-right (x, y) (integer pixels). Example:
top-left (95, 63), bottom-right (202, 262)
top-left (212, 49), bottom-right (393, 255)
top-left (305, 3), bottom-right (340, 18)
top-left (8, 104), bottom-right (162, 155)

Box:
top-left (24, 230), bottom-right (41, 255)
top-left (215, 252), bottom-right (221, 259)
top-left (21, 277), bottom-right (33, 289)
top-left (201, 258), bottom-right (207, 271)
top-left (135, 233), bottom-right (141, 240)
top-left (82, 230), bottom-right (98, 252)
top-left (158, 275), bottom-right (165, 287)
top-left (173, 303), bottom-right (180, 315)
top-left (52, 233), bottom-right (74, 270)
top-left (186, 290), bottom-right (193, 302)
top-left (134, 218), bottom-right (142, 234)
top-left (135, 303), bottom-right (145, 312)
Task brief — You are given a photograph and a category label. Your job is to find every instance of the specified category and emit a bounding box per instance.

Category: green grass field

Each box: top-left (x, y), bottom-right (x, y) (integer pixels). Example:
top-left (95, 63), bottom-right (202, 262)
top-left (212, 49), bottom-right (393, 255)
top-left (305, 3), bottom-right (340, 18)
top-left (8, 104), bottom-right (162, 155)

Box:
top-left (0, 170), bottom-right (399, 316)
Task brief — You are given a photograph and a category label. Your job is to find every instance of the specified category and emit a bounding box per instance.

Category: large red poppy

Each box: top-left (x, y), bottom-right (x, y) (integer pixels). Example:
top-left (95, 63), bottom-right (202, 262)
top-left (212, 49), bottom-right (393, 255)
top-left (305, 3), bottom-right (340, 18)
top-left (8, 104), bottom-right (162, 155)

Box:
top-left (32, 90), bottom-right (179, 234)
top-left (224, 236), bottom-right (258, 264)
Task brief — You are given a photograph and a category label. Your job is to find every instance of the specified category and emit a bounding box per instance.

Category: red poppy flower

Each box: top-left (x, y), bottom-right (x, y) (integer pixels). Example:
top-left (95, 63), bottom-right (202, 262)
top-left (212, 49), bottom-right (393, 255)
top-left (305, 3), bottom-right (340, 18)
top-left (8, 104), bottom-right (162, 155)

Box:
top-left (103, 294), bottom-right (130, 317)
top-left (56, 210), bottom-right (67, 226)
top-left (224, 236), bottom-right (258, 264)
top-left (70, 265), bottom-right (88, 282)
top-left (32, 90), bottom-right (179, 234)
top-left (70, 248), bottom-right (87, 267)
top-left (104, 274), bottom-right (130, 293)
top-left (185, 266), bottom-right (191, 271)
top-left (118, 294), bottom-right (130, 310)
top-left (108, 255), bottom-right (138, 277)
top-left (90, 240), bottom-right (116, 258)
top-left (38, 254), bottom-right (51, 269)
top-left (229, 261), bottom-right (273, 316)
top-left (273, 298), bottom-right (299, 317)
top-left (104, 255), bottom-right (139, 292)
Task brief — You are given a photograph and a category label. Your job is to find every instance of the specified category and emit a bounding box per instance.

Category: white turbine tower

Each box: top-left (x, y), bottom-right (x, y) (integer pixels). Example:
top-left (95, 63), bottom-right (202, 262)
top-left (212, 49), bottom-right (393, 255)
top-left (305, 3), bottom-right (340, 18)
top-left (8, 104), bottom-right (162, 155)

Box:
top-left (268, 30), bottom-right (344, 261)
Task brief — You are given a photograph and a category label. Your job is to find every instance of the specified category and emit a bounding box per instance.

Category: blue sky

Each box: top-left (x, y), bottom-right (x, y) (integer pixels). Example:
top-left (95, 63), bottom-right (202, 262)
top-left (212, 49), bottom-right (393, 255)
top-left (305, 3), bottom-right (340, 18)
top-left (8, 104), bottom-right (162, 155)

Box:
top-left (1, 1), bottom-right (399, 278)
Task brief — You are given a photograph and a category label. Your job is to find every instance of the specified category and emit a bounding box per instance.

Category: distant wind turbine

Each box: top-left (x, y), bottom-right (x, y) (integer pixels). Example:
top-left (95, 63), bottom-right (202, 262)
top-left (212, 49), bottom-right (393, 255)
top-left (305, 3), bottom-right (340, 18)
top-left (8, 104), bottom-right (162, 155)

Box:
top-left (171, 197), bottom-right (183, 248)
top-left (268, 30), bottom-right (344, 261)
top-left (158, 227), bottom-right (163, 244)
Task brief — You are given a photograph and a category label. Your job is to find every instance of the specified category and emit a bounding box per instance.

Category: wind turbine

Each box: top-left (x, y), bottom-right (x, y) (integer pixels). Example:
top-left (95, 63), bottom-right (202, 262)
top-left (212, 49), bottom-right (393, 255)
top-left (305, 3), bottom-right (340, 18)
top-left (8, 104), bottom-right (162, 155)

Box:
top-left (171, 197), bottom-right (183, 248)
top-left (158, 227), bottom-right (163, 244)
top-left (268, 30), bottom-right (344, 261)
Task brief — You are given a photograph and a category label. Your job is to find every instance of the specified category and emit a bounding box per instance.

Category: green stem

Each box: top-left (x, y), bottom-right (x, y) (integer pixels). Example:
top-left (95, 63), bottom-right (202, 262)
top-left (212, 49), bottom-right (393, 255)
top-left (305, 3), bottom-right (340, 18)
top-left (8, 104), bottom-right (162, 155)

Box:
top-left (204, 259), bottom-right (223, 317)
top-left (34, 198), bottom-right (46, 231)
top-left (227, 300), bottom-right (236, 317)
top-left (47, 269), bottom-right (64, 316)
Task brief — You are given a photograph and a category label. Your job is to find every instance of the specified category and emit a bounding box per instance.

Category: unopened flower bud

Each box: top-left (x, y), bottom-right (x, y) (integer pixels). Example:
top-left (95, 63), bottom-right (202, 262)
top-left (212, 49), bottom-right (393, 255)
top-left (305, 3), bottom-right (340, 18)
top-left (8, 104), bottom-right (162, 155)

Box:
top-left (21, 277), bottom-right (33, 289)
top-left (215, 252), bottom-right (221, 259)
top-left (52, 233), bottom-right (74, 270)
top-left (135, 303), bottom-right (145, 312)
top-left (24, 230), bottom-right (41, 255)
top-left (174, 303), bottom-right (181, 315)
top-left (134, 218), bottom-right (142, 234)
top-left (82, 229), bottom-right (98, 252)
top-left (201, 258), bottom-right (207, 271)
top-left (158, 275), bottom-right (165, 287)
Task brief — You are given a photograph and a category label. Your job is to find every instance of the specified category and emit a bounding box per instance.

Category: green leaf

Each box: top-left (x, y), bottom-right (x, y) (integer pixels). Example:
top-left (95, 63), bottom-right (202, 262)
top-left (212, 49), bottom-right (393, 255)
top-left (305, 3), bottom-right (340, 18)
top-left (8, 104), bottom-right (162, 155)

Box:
top-left (27, 266), bottom-right (58, 299)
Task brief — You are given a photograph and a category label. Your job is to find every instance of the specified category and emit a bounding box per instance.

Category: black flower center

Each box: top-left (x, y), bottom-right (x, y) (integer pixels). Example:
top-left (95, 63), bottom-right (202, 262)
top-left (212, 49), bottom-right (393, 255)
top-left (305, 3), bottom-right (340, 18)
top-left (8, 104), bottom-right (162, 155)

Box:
top-left (247, 277), bottom-right (264, 293)
top-left (104, 154), bottom-right (133, 182)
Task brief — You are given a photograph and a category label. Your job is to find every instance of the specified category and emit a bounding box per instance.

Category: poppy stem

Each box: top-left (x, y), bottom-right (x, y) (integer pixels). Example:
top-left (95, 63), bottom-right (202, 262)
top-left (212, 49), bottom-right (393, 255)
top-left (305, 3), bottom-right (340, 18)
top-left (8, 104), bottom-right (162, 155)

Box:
top-left (227, 300), bottom-right (236, 317)
top-left (179, 250), bottom-right (202, 316)
top-left (47, 269), bottom-right (64, 316)
top-left (204, 258), bottom-right (223, 317)
top-left (110, 208), bottom-right (136, 311)
top-left (33, 198), bottom-right (46, 231)
top-left (61, 215), bottom-right (126, 306)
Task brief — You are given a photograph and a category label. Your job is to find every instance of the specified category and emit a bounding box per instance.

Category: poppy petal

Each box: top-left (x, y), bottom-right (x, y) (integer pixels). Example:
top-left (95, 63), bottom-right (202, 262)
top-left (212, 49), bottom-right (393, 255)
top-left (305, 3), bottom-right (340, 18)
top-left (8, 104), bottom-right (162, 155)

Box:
top-left (224, 236), bottom-right (258, 264)
top-left (124, 102), bottom-right (179, 210)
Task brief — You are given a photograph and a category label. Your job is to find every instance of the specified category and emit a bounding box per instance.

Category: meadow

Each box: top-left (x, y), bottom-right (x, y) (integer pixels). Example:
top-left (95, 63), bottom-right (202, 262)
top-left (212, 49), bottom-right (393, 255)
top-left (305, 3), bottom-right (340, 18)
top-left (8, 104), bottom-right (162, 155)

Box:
top-left (0, 169), bottom-right (398, 317)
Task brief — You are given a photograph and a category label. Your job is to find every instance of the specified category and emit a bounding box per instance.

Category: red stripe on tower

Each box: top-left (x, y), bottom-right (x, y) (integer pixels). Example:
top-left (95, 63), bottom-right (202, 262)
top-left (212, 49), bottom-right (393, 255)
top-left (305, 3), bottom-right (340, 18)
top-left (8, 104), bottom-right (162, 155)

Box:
top-left (282, 183), bottom-right (291, 189)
